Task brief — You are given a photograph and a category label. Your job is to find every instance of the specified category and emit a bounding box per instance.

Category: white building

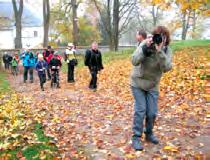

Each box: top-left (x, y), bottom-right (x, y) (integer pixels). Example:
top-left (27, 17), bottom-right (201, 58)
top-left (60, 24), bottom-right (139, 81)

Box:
top-left (0, 1), bottom-right (43, 49)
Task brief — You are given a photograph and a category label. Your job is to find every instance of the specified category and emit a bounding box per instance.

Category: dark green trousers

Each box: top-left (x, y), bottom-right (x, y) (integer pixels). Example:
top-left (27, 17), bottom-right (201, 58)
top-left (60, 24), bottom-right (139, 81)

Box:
top-left (24, 66), bottom-right (33, 81)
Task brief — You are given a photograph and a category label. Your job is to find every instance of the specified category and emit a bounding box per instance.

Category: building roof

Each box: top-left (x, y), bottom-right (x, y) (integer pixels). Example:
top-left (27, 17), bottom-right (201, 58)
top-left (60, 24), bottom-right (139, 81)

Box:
top-left (0, 1), bottom-right (42, 29)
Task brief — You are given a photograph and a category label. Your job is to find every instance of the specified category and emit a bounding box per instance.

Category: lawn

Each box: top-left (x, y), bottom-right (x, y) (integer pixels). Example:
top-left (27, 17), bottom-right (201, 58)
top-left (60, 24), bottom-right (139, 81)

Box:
top-left (171, 39), bottom-right (210, 50)
top-left (0, 71), bottom-right (58, 159)
top-left (0, 72), bottom-right (10, 92)
top-left (61, 40), bottom-right (210, 73)
top-left (0, 40), bottom-right (209, 159)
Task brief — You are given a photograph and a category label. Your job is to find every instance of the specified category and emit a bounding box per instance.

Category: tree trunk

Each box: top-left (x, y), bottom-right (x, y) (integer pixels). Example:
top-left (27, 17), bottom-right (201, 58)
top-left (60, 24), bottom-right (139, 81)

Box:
top-left (113, 0), bottom-right (120, 51)
top-left (181, 11), bottom-right (191, 40)
top-left (92, 0), bottom-right (136, 51)
top-left (181, 12), bottom-right (188, 40)
top-left (192, 10), bottom-right (196, 32)
top-left (12, 0), bottom-right (23, 49)
top-left (107, 0), bottom-right (113, 51)
top-left (109, 37), bottom-right (114, 51)
top-left (192, 9), bottom-right (197, 39)
top-left (15, 16), bottom-right (22, 49)
top-left (72, 0), bottom-right (79, 46)
top-left (43, 0), bottom-right (50, 47)
top-left (152, 5), bottom-right (158, 27)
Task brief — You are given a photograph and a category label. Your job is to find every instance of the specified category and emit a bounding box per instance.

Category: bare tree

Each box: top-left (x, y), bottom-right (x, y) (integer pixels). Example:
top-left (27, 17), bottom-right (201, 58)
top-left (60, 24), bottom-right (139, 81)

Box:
top-left (71, 0), bottom-right (79, 45)
top-left (192, 10), bottom-right (196, 33)
top-left (43, 0), bottom-right (50, 47)
top-left (151, 5), bottom-right (160, 27)
top-left (92, 0), bottom-right (137, 51)
top-left (181, 10), bottom-right (191, 40)
top-left (62, 0), bottom-right (82, 45)
top-left (12, 0), bottom-right (23, 49)
top-left (136, 6), bottom-right (157, 33)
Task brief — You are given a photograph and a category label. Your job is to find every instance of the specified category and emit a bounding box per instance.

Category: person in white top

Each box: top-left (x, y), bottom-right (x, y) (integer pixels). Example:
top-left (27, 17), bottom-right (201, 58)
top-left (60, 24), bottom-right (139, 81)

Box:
top-left (64, 43), bottom-right (77, 83)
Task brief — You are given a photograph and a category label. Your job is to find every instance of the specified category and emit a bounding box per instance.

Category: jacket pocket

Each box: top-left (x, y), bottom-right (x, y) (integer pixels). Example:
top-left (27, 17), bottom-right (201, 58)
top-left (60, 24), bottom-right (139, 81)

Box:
top-left (131, 65), bottom-right (143, 78)
top-left (134, 77), bottom-right (157, 91)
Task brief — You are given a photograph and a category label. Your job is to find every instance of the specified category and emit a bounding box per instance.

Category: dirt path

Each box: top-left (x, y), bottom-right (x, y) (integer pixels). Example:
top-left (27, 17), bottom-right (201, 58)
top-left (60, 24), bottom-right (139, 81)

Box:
top-left (7, 53), bottom-right (210, 159)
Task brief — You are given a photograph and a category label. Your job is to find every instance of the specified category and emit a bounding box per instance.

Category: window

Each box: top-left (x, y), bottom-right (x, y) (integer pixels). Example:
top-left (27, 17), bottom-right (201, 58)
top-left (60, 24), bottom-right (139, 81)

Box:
top-left (34, 31), bottom-right (38, 37)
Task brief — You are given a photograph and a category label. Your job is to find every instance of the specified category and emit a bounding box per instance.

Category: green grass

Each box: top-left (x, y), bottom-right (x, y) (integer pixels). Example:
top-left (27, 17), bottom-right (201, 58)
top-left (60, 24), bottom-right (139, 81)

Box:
top-left (171, 40), bottom-right (210, 51)
top-left (0, 72), bottom-right (58, 159)
top-left (101, 40), bottom-right (210, 61)
top-left (102, 48), bottom-right (134, 64)
top-left (0, 123), bottom-right (58, 160)
top-left (61, 40), bottom-right (210, 73)
top-left (0, 71), bottom-right (10, 92)
top-left (61, 48), bottom-right (135, 73)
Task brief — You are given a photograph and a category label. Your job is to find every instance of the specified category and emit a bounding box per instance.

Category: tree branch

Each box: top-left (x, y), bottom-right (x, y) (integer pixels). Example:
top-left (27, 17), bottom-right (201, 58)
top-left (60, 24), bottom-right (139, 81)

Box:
top-left (12, 0), bottom-right (18, 16)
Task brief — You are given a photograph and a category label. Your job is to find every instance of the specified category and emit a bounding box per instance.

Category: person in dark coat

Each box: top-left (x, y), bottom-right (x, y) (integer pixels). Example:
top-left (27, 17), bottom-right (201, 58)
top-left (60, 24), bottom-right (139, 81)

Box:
top-left (84, 42), bottom-right (103, 90)
top-left (49, 52), bottom-right (62, 88)
top-left (3, 52), bottom-right (12, 70)
top-left (35, 54), bottom-right (48, 91)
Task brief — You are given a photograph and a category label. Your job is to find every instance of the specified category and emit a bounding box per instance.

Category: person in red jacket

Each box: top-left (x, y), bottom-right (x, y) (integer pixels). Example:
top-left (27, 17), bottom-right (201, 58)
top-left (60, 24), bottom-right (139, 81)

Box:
top-left (43, 46), bottom-right (53, 80)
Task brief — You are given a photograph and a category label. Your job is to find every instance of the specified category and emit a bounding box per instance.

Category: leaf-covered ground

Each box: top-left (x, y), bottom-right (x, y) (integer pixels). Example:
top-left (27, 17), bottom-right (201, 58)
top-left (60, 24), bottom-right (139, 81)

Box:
top-left (1, 47), bottom-right (210, 159)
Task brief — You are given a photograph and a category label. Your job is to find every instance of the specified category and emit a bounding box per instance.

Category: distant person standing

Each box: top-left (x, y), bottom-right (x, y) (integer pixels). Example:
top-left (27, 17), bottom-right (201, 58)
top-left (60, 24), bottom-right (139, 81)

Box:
top-left (3, 52), bottom-right (10, 70)
top-left (3, 52), bottom-right (12, 70)
top-left (64, 43), bottom-right (77, 83)
top-left (84, 42), bottom-right (103, 90)
top-left (43, 46), bottom-right (53, 80)
top-left (11, 53), bottom-right (20, 76)
top-left (20, 49), bottom-right (36, 83)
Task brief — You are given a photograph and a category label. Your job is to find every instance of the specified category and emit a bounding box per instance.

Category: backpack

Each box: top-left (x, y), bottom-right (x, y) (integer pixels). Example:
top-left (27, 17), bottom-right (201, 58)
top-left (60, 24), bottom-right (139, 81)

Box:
top-left (11, 58), bottom-right (18, 67)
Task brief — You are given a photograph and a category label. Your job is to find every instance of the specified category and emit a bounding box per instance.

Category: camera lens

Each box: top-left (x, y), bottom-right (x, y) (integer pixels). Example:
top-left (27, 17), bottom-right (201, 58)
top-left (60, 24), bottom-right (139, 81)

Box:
top-left (153, 34), bottom-right (163, 45)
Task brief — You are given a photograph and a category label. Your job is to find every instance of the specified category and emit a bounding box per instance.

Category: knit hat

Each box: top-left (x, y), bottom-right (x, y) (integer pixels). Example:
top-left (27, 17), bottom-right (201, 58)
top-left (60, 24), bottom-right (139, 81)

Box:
top-left (38, 54), bottom-right (43, 59)
top-left (68, 43), bottom-right (74, 47)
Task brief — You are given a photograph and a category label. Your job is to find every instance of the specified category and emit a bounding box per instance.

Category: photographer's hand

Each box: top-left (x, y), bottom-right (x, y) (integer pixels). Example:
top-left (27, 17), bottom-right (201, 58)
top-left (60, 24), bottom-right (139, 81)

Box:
top-left (146, 36), bottom-right (153, 47)
top-left (155, 42), bottom-right (163, 52)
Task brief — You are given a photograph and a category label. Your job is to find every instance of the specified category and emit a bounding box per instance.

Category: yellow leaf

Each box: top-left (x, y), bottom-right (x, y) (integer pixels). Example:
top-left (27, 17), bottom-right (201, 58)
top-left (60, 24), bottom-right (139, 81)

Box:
top-left (163, 146), bottom-right (178, 152)
top-left (125, 153), bottom-right (136, 159)
top-left (105, 114), bottom-right (114, 119)
top-left (163, 146), bottom-right (172, 150)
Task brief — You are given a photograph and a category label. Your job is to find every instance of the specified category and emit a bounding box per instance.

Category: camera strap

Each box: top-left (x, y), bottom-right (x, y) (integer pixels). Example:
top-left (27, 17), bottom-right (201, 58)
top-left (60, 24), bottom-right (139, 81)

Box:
top-left (163, 46), bottom-right (168, 53)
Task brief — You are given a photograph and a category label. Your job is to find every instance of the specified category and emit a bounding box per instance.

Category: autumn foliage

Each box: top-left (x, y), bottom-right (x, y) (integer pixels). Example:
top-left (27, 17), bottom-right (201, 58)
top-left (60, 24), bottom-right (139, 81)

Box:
top-left (0, 46), bottom-right (210, 159)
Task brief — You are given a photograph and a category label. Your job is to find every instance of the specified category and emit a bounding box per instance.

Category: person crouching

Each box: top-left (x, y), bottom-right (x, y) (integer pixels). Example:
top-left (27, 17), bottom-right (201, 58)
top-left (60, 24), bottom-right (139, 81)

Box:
top-left (35, 54), bottom-right (48, 91)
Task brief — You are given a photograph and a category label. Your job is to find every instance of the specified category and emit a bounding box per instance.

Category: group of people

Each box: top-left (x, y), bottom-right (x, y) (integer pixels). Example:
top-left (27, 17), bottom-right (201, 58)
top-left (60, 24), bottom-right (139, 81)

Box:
top-left (2, 25), bottom-right (173, 151)
top-left (3, 52), bottom-right (20, 76)
top-left (2, 42), bottom-right (104, 91)
top-left (16, 45), bottom-right (62, 91)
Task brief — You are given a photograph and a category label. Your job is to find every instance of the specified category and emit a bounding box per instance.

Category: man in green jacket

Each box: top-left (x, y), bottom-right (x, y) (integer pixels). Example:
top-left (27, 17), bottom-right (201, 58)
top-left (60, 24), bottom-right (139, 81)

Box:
top-left (130, 26), bottom-right (173, 151)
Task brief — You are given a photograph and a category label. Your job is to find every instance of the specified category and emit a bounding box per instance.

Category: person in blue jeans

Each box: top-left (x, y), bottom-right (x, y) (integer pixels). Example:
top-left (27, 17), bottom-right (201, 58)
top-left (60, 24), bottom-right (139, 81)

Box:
top-left (36, 54), bottom-right (48, 91)
top-left (20, 49), bottom-right (36, 83)
top-left (130, 26), bottom-right (173, 151)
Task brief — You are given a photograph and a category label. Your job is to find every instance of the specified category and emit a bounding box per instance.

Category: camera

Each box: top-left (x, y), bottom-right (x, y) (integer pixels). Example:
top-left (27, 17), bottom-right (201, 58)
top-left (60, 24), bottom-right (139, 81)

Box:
top-left (142, 44), bottom-right (155, 57)
top-left (152, 34), bottom-right (163, 45)
top-left (142, 34), bottom-right (165, 57)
